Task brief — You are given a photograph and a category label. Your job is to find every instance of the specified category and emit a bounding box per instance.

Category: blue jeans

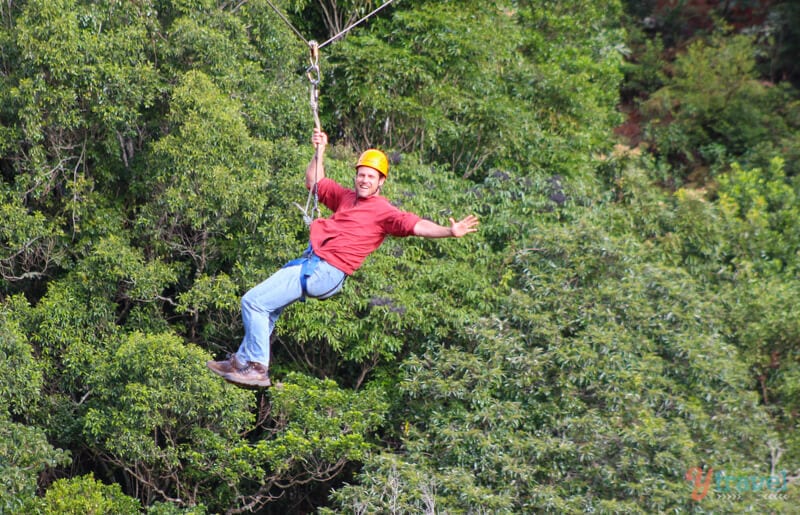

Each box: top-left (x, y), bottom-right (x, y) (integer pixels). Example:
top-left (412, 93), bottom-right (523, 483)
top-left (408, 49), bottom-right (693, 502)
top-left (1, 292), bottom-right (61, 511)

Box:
top-left (235, 258), bottom-right (346, 368)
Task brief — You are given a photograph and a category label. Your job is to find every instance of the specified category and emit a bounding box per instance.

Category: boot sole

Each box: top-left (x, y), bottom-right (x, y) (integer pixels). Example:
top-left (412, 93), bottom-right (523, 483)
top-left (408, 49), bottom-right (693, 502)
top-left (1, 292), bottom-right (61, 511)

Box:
top-left (221, 372), bottom-right (271, 388)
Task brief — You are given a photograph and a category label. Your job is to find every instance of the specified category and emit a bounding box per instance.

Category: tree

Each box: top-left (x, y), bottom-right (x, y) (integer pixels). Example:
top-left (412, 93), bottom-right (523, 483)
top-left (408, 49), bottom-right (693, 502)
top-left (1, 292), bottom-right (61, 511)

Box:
top-left (2, 0), bottom-right (798, 511)
top-left (29, 473), bottom-right (141, 515)
top-left (329, 159), bottom-right (797, 512)
top-left (1, 296), bottom-right (70, 513)
top-left (325, 0), bottom-right (625, 180)
top-left (73, 329), bottom-right (391, 512)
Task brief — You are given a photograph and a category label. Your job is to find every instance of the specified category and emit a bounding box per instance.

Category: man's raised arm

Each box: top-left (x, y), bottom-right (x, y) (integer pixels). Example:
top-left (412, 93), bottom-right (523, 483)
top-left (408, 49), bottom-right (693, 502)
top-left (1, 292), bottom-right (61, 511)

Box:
top-left (306, 128), bottom-right (327, 190)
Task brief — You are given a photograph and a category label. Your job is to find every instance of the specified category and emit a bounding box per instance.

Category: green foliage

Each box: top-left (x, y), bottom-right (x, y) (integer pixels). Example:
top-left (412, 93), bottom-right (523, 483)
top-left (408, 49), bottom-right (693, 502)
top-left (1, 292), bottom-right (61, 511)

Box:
top-left (138, 70), bottom-right (276, 272)
top-left (32, 473), bottom-right (141, 515)
top-left (24, 234), bottom-right (178, 410)
top-left (642, 31), bottom-right (798, 180)
top-left (12, 0), bottom-right (161, 196)
top-left (327, 0), bottom-right (624, 179)
top-left (0, 295), bottom-right (42, 417)
top-left (720, 276), bottom-right (800, 470)
top-left (620, 24), bottom-right (667, 101)
top-left (1, 0), bottom-right (799, 512)
top-left (0, 296), bottom-right (70, 513)
top-left (716, 157), bottom-right (800, 275)
top-left (768, 1), bottom-right (800, 87)
top-left (176, 272), bottom-right (241, 342)
top-left (264, 372), bottom-right (388, 467)
top-left (0, 417), bottom-right (70, 514)
top-left (328, 1), bottom-right (521, 177)
top-left (0, 186), bottom-right (65, 285)
top-left (332, 188), bottom-right (793, 512)
top-left (175, 372), bottom-right (389, 512)
top-left (602, 153), bottom-right (800, 498)
top-left (73, 332), bottom-right (389, 511)
top-left (82, 331), bottom-right (254, 508)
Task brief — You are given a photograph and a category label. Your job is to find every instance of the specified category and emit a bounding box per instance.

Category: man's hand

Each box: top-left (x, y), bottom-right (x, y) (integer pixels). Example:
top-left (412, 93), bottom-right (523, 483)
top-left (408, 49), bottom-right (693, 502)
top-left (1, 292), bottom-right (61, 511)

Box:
top-left (306, 128), bottom-right (328, 189)
top-left (311, 128), bottom-right (328, 149)
top-left (449, 215), bottom-right (479, 237)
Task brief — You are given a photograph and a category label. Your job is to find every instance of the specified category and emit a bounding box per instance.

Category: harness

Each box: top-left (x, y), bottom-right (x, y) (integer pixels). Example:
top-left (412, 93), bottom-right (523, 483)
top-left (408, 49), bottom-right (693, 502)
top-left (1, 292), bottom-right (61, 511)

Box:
top-left (283, 244), bottom-right (344, 301)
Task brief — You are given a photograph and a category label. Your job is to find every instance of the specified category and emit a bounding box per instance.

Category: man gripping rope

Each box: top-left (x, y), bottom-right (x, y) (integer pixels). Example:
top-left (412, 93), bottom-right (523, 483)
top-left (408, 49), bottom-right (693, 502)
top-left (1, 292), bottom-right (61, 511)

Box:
top-left (207, 129), bottom-right (479, 387)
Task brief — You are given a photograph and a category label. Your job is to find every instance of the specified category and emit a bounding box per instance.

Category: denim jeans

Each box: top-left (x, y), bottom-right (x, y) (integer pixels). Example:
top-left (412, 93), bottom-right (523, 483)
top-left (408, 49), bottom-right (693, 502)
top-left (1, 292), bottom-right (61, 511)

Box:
top-left (235, 258), bottom-right (346, 368)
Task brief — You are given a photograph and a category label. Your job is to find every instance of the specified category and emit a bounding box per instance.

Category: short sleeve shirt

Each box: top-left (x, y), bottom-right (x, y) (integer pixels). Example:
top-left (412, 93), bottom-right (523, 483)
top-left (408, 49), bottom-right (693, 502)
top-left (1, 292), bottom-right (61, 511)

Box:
top-left (309, 178), bottom-right (421, 275)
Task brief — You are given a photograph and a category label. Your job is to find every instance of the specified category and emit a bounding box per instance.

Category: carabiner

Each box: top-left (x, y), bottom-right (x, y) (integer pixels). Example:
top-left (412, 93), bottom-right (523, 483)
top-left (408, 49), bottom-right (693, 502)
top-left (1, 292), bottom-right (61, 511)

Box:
top-left (306, 40), bottom-right (321, 86)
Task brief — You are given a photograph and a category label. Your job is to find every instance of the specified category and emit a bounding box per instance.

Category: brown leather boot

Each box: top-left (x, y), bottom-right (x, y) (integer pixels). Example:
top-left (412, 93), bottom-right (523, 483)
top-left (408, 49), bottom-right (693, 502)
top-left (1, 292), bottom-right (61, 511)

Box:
top-left (222, 361), bottom-right (271, 388)
top-left (206, 354), bottom-right (246, 377)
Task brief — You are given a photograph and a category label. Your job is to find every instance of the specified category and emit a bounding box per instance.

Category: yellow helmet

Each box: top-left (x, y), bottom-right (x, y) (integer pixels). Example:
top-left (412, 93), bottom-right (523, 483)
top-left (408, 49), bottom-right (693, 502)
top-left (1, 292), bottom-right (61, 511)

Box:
top-left (356, 149), bottom-right (389, 177)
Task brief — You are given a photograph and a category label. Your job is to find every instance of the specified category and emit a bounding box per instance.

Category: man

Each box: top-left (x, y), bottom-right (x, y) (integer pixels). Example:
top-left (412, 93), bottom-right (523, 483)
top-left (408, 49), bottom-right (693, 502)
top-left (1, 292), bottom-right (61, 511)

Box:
top-left (207, 129), bottom-right (479, 387)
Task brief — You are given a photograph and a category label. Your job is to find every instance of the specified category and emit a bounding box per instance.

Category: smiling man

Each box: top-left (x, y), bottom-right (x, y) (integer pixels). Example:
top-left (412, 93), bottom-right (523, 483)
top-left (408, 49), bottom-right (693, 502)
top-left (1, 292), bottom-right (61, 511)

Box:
top-left (207, 128), bottom-right (479, 388)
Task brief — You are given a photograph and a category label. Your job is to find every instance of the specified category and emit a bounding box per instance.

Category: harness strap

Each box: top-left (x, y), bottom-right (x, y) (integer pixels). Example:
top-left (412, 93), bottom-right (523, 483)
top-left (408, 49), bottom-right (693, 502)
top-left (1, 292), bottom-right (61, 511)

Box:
top-left (283, 244), bottom-right (343, 301)
top-left (283, 245), bottom-right (317, 301)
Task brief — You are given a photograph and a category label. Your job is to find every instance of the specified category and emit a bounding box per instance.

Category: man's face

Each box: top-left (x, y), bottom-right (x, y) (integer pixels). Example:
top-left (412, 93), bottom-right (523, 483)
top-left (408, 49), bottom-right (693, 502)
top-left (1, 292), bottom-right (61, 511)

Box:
top-left (355, 166), bottom-right (385, 198)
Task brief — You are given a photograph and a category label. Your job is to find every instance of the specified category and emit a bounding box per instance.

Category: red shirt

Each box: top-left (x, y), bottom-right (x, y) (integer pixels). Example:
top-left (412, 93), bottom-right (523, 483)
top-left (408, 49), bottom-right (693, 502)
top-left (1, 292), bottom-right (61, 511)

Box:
top-left (309, 178), bottom-right (421, 275)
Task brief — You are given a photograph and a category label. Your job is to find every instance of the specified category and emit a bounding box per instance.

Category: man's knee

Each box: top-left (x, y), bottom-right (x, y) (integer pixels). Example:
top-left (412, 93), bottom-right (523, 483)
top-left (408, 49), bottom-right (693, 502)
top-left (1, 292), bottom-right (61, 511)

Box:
top-left (241, 289), bottom-right (258, 311)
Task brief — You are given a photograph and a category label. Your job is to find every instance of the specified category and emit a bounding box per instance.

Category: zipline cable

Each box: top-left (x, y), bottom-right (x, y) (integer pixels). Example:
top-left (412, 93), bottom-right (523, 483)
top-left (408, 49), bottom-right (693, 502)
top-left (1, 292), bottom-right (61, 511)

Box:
top-left (262, 0), bottom-right (309, 46)
top-left (263, 0), bottom-right (399, 50)
top-left (319, 0), bottom-right (399, 49)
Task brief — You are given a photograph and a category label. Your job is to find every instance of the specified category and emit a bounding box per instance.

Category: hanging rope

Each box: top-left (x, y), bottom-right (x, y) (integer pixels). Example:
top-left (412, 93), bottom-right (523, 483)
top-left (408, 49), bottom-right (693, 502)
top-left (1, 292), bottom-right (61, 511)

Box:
top-left (262, 0), bottom-right (400, 226)
top-left (294, 41), bottom-right (322, 226)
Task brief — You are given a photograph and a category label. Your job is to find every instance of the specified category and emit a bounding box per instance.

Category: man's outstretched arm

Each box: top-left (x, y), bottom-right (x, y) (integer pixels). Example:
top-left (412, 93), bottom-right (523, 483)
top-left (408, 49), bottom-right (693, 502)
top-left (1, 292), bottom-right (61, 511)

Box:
top-left (413, 215), bottom-right (479, 238)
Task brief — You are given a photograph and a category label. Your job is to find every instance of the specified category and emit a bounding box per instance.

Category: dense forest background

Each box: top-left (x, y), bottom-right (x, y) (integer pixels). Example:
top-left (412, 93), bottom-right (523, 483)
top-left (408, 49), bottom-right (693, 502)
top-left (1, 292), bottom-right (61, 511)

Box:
top-left (1, 0), bottom-right (799, 513)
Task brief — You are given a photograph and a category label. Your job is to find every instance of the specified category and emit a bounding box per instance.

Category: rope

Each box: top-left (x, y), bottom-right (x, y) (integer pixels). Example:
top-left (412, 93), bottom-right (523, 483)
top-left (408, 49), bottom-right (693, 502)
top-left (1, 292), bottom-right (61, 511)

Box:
top-left (262, 0), bottom-right (400, 226)
top-left (296, 41), bottom-right (322, 226)
top-left (306, 41), bottom-right (322, 132)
